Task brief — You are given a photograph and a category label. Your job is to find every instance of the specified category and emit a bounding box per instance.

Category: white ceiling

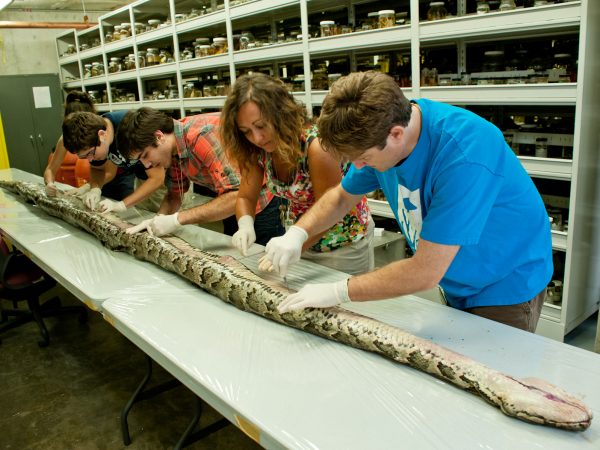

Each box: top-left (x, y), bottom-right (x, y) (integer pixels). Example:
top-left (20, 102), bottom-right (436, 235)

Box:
top-left (6, 0), bottom-right (130, 12)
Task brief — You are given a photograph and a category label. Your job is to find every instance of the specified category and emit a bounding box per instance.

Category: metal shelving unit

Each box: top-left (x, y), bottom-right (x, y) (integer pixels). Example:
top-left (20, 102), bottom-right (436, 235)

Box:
top-left (55, 0), bottom-right (600, 341)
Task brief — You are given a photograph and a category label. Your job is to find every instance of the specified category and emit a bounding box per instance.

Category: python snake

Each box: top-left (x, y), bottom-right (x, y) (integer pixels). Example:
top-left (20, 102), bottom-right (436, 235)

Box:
top-left (0, 180), bottom-right (592, 431)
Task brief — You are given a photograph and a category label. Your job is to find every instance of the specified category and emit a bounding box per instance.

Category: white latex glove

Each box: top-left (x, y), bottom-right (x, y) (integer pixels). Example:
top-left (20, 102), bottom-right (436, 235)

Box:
top-left (45, 182), bottom-right (58, 197)
top-left (64, 183), bottom-right (91, 198)
top-left (99, 199), bottom-right (127, 214)
top-left (232, 215), bottom-right (256, 256)
top-left (258, 225), bottom-right (308, 277)
top-left (125, 213), bottom-right (181, 237)
top-left (126, 218), bottom-right (153, 235)
top-left (277, 279), bottom-right (350, 314)
top-left (82, 187), bottom-right (102, 210)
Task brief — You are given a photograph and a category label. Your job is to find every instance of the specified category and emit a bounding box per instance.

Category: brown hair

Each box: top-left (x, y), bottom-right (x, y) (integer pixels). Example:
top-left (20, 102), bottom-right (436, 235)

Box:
top-left (64, 91), bottom-right (96, 116)
top-left (62, 111), bottom-right (105, 153)
top-left (221, 73), bottom-right (308, 174)
top-left (117, 107), bottom-right (175, 158)
top-left (318, 71), bottom-right (412, 159)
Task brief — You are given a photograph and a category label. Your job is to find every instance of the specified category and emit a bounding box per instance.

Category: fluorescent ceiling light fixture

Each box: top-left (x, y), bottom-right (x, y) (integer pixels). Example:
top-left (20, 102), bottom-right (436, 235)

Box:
top-left (0, 0), bottom-right (14, 11)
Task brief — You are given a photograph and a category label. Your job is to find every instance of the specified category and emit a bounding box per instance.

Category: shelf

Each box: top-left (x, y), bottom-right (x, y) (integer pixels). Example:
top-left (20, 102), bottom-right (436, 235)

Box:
top-left (135, 27), bottom-right (174, 46)
top-left (94, 103), bottom-right (110, 112)
top-left (141, 99), bottom-right (181, 110)
top-left (233, 41), bottom-right (304, 64)
top-left (552, 230), bottom-right (567, 251)
top-left (419, 2), bottom-right (581, 43)
top-left (518, 156), bottom-right (572, 180)
top-left (78, 47), bottom-right (103, 61)
top-left (182, 97), bottom-right (227, 109)
top-left (82, 77), bottom-right (107, 87)
top-left (63, 80), bottom-right (83, 89)
top-left (139, 62), bottom-right (178, 78)
top-left (174, 11), bottom-right (226, 33)
top-left (179, 54), bottom-right (230, 73)
top-left (311, 88), bottom-right (414, 106)
top-left (229, 0), bottom-right (299, 20)
top-left (308, 26), bottom-right (411, 55)
top-left (107, 70), bottom-right (138, 83)
top-left (110, 101), bottom-right (141, 110)
top-left (368, 199), bottom-right (394, 219)
top-left (103, 37), bottom-right (136, 53)
top-left (58, 54), bottom-right (80, 65)
top-left (421, 84), bottom-right (577, 105)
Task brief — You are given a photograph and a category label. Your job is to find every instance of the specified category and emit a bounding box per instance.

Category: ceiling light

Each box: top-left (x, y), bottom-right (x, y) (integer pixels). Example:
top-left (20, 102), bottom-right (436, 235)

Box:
top-left (0, 0), bottom-right (14, 11)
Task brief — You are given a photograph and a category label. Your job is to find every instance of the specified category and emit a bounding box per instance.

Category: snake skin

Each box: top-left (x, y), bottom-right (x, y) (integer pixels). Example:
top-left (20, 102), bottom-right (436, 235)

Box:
top-left (0, 180), bottom-right (592, 431)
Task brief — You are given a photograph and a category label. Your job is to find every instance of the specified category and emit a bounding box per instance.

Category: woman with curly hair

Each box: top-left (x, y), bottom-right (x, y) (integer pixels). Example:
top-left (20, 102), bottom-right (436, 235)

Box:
top-left (221, 72), bottom-right (374, 275)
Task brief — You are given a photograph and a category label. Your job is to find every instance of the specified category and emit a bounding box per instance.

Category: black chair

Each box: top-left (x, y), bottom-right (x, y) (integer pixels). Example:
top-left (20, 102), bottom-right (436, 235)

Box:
top-left (0, 235), bottom-right (87, 347)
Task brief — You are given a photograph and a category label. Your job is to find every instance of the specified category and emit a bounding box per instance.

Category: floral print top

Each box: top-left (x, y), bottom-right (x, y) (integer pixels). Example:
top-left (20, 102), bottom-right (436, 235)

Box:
top-left (258, 125), bottom-right (370, 252)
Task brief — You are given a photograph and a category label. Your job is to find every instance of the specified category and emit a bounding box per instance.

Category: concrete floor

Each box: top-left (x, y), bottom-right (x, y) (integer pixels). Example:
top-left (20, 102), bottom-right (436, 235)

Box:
top-left (0, 290), bottom-right (261, 450)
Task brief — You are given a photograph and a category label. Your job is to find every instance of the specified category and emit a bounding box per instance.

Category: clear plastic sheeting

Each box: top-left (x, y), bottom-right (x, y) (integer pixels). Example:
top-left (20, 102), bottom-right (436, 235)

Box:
top-left (2, 168), bottom-right (599, 447)
top-left (102, 281), bottom-right (600, 449)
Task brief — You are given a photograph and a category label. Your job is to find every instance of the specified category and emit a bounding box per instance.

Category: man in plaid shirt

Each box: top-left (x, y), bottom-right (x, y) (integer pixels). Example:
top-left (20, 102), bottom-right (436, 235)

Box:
top-left (119, 107), bottom-right (283, 244)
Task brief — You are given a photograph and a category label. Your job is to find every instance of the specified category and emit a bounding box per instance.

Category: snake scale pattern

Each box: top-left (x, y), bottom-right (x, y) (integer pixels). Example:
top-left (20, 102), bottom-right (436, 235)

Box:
top-left (0, 180), bottom-right (592, 431)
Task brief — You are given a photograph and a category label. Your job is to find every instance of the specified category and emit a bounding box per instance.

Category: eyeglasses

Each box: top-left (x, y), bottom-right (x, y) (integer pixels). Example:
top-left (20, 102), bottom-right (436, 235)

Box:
top-left (77, 146), bottom-right (96, 160)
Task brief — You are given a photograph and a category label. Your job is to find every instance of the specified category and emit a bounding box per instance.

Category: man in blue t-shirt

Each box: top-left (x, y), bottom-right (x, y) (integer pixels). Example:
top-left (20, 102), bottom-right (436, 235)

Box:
top-left (62, 110), bottom-right (165, 213)
top-left (262, 71), bottom-right (552, 332)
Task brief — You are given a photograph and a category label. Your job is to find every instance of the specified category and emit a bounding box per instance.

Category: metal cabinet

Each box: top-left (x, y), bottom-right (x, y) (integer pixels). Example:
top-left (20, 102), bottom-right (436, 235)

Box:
top-left (0, 74), bottom-right (62, 176)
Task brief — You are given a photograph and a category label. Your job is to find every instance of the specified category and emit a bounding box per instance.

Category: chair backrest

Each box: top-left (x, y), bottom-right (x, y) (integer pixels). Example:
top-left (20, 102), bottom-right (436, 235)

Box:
top-left (74, 158), bottom-right (91, 187)
top-left (0, 235), bottom-right (46, 289)
top-left (50, 151), bottom-right (79, 187)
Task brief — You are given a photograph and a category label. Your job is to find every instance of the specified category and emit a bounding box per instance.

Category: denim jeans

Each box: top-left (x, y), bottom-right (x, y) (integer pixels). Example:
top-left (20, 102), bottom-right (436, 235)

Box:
top-left (101, 172), bottom-right (134, 201)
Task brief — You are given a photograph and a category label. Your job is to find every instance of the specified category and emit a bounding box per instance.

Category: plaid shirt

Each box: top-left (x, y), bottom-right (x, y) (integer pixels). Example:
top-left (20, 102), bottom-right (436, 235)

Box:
top-left (165, 114), bottom-right (272, 212)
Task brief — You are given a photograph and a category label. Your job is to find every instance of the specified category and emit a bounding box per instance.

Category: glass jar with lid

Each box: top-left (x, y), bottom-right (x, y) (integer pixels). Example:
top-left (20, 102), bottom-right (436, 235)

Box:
top-left (174, 14), bottom-right (186, 23)
top-left (124, 54), bottom-right (136, 71)
top-left (91, 62), bottom-right (104, 77)
top-left (195, 44), bottom-right (212, 58)
top-left (535, 137), bottom-right (548, 158)
top-left (215, 80), bottom-right (227, 96)
top-left (212, 37), bottom-right (228, 54)
top-left (320, 20), bottom-right (336, 37)
top-left (499, 0), bottom-right (516, 11)
top-left (120, 23), bottom-right (131, 38)
top-left (108, 57), bottom-right (122, 73)
top-left (183, 83), bottom-right (196, 98)
top-left (104, 31), bottom-right (113, 43)
top-left (378, 10), bottom-right (395, 29)
top-left (482, 50), bottom-right (505, 72)
top-left (87, 90), bottom-right (99, 103)
top-left (328, 73), bottom-right (342, 87)
top-left (159, 49), bottom-right (174, 64)
top-left (66, 44), bottom-right (76, 55)
top-left (239, 32), bottom-right (254, 49)
top-left (202, 80), bottom-right (216, 97)
top-left (137, 50), bottom-right (146, 68)
top-left (476, 1), bottom-right (491, 14)
top-left (427, 2), bottom-right (448, 21)
top-left (181, 47), bottom-right (194, 60)
top-left (112, 25), bottom-right (122, 41)
top-left (148, 19), bottom-right (161, 29)
top-left (146, 48), bottom-right (160, 66)
top-left (167, 84), bottom-right (179, 99)
top-left (365, 11), bottom-right (379, 29)
top-left (134, 22), bottom-right (145, 35)
top-left (553, 53), bottom-right (575, 81)
top-left (84, 64), bottom-right (92, 78)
